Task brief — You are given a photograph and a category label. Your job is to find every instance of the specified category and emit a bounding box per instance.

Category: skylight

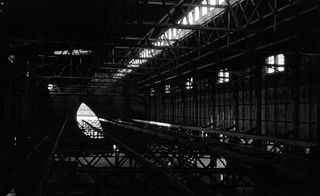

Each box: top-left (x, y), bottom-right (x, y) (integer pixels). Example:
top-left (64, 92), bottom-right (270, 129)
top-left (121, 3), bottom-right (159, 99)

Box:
top-left (54, 49), bottom-right (92, 56)
top-left (76, 103), bottom-right (104, 139)
top-left (195, 7), bottom-right (200, 21)
top-left (112, 0), bottom-right (229, 80)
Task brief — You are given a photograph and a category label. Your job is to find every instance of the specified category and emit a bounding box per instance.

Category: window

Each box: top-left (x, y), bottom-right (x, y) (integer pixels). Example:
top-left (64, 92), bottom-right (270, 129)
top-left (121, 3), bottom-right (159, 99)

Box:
top-left (218, 69), bottom-right (230, 83)
top-left (183, 17), bottom-right (188, 25)
top-left (168, 29), bottom-right (172, 40)
top-left (150, 88), bottom-right (155, 96)
top-left (165, 85), bottom-right (171, 94)
top-left (54, 49), bottom-right (92, 56)
top-left (216, 157), bottom-right (227, 168)
top-left (8, 55), bottom-right (15, 64)
top-left (188, 11), bottom-right (194, 24)
top-left (119, 69), bottom-right (132, 74)
top-left (128, 59), bottom-right (146, 68)
top-left (113, 144), bottom-right (119, 151)
top-left (177, 20), bottom-right (182, 34)
top-left (266, 55), bottom-right (275, 65)
top-left (47, 84), bottom-right (58, 93)
top-left (266, 142), bottom-right (284, 153)
top-left (160, 35), bottom-right (165, 46)
top-left (48, 84), bottom-right (54, 91)
top-left (186, 77), bottom-right (193, 90)
top-left (201, 0), bottom-right (208, 16)
top-left (276, 54), bottom-right (285, 65)
top-left (173, 28), bottom-right (177, 37)
top-left (265, 54), bottom-right (285, 74)
top-left (209, 0), bottom-right (216, 11)
top-left (216, 157), bottom-right (227, 181)
top-left (194, 7), bottom-right (200, 21)
top-left (164, 31), bottom-right (169, 39)
top-left (113, 73), bottom-right (125, 79)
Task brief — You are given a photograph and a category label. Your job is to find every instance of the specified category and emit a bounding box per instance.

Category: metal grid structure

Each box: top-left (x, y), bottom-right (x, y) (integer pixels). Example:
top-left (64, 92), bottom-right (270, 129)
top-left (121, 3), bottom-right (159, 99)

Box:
top-left (0, 0), bottom-right (319, 196)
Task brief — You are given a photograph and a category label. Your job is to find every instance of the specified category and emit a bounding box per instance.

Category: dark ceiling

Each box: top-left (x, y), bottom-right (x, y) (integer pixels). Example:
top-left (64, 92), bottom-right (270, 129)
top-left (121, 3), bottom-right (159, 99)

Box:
top-left (1, 0), bottom-right (192, 49)
top-left (0, 0), bottom-right (319, 94)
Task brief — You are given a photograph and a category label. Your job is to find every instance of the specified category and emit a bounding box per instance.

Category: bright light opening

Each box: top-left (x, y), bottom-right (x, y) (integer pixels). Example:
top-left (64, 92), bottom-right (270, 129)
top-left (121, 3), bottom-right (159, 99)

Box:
top-left (186, 77), bottom-right (193, 90)
top-left (188, 11), bottom-right (194, 24)
top-left (76, 103), bottom-right (104, 139)
top-left (209, 0), bottom-right (216, 11)
top-left (195, 7), bottom-right (200, 21)
top-left (165, 85), bottom-right (171, 94)
top-left (111, 0), bottom-right (233, 81)
top-left (8, 55), bottom-right (15, 64)
top-left (48, 84), bottom-right (54, 90)
top-left (54, 49), bottom-right (92, 56)
top-left (201, 0), bottom-right (208, 16)
top-left (183, 17), bottom-right (188, 25)
top-left (216, 157), bottom-right (227, 181)
top-left (132, 119), bottom-right (172, 128)
top-left (150, 88), bottom-right (155, 96)
top-left (265, 54), bottom-right (285, 74)
top-left (218, 68), bottom-right (230, 83)
top-left (173, 28), bottom-right (177, 37)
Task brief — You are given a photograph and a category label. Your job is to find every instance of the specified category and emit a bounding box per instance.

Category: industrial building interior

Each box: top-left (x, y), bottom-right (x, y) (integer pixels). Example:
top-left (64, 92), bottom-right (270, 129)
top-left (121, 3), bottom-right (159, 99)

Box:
top-left (0, 0), bottom-right (320, 195)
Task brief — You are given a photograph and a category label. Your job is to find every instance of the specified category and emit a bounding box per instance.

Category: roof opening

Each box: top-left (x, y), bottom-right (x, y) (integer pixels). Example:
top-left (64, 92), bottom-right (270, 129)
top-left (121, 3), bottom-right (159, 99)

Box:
top-left (54, 49), bottom-right (92, 56)
top-left (76, 103), bottom-right (104, 139)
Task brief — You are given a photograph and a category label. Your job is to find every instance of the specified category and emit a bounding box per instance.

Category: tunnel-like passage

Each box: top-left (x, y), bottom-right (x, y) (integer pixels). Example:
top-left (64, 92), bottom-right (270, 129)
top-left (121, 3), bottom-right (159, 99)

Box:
top-left (76, 103), bottom-right (104, 139)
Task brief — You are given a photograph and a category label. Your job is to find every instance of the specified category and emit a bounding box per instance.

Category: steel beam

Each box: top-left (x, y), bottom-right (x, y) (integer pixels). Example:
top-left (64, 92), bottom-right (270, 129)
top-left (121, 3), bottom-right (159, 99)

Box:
top-left (137, 1), bottom-right (228, 9)
top-left (102, 119), bottom-right (313, 184)
top-left (128, 21), bottom-right (256, 32)
top-left (36, 119), bottom-right (68, 196)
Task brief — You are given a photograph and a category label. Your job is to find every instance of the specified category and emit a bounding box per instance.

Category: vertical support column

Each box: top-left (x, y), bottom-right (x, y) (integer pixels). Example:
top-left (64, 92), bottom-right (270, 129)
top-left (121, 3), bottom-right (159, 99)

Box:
top-left (171, 87), bottom-right (175, 123)
top-left (145, 89), bottom-right (150, 120)
top-left (36, 119), bottom-right (68, 196)
top-left (317, 56), bottom-right (320, 144)
top-left (124, 88), bottom-right (130, 119)
top-left (182, 84), bottom-right (186, 125)
top-left (193, 82), bottom-right (199, 126)
top-left (209, 76), bottom-right (216, 130)
top-left (0, 46), bottom-right (10, 146)
top-left (315, 30), bottom-right (320, 145)
top-left (232, 72), bottom-right (239, 132)
top-left (291, 54), bottom-right (300, 140)
top-left (154, 91), bottom-right (157, 121)
top-left (254, 59), bottom-right (263, 135)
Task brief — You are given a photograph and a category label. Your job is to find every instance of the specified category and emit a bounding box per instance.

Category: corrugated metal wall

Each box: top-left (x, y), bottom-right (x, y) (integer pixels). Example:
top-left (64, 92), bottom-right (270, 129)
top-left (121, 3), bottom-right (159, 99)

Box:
top-left (148, 55), bottom-right (319, 142)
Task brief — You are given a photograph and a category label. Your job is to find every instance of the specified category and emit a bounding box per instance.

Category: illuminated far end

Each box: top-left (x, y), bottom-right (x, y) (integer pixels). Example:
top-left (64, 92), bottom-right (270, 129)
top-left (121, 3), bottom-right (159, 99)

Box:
top-left (76, 103), bottom-right (104, 139)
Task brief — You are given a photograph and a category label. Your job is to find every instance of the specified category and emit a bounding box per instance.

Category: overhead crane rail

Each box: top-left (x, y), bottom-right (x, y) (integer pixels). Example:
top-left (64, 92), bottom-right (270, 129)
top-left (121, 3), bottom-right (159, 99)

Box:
top-left (101, 118), bottom-right (317, 183)
top-left (103, 118), bottom-right (316, 156)
top-left (139, 119), bottom-right (315, 147)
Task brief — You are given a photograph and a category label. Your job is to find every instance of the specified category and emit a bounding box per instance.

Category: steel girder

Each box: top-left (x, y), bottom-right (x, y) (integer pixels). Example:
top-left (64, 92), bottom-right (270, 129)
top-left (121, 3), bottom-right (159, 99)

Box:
top-left (103, 119), bottom-right (314, 184)
top-left (121, 0), bottom-right (320, 87)
top-left (39, 120), bottom-right (255, 196)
